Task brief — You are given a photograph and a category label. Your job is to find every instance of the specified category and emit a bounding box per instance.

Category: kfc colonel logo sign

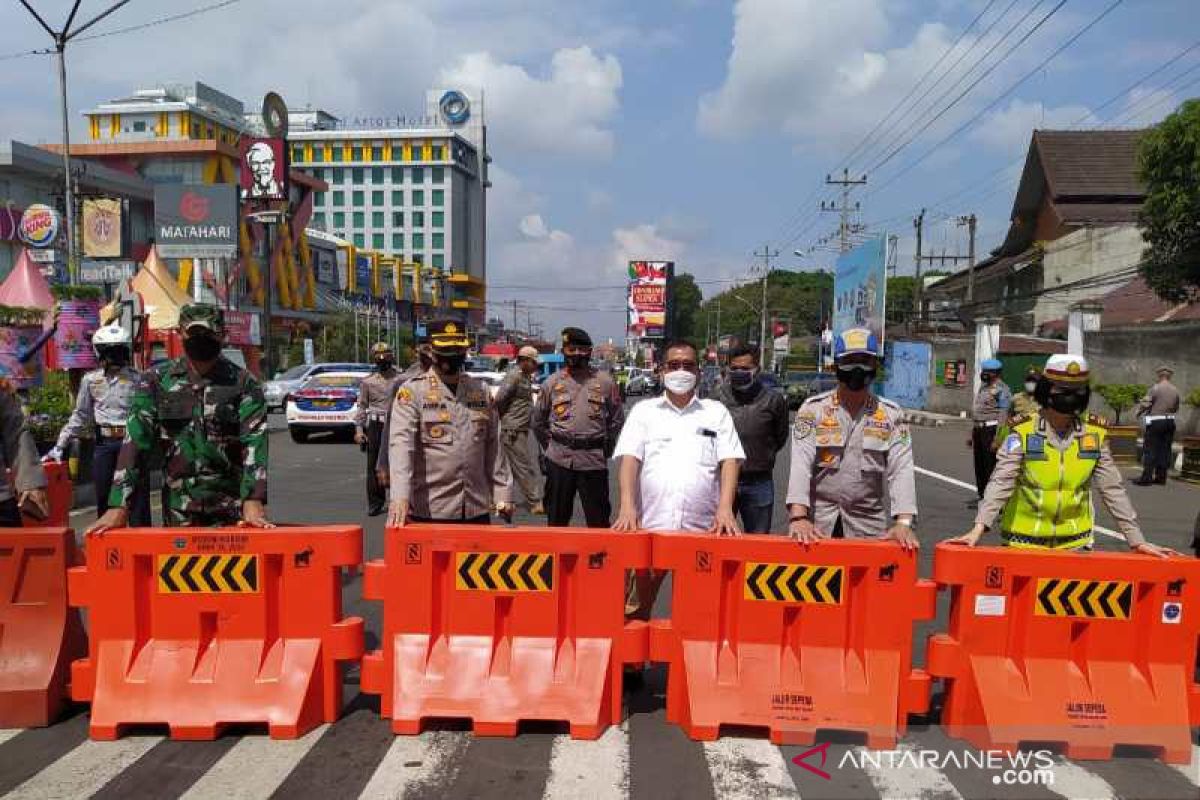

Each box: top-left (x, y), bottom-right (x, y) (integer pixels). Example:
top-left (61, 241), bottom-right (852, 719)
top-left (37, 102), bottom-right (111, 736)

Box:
top-left (154, 185), bottom-right (237, 258)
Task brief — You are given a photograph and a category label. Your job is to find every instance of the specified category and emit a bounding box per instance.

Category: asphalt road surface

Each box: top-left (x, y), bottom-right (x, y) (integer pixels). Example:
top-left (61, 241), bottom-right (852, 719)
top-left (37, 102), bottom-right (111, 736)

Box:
top-left (4, 413), bottom-right (1198, 800)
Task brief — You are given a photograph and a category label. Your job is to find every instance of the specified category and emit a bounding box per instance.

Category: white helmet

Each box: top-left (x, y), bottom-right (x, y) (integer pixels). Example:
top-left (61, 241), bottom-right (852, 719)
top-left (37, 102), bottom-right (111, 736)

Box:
top-left (92, 324), bottom-right (131, 347)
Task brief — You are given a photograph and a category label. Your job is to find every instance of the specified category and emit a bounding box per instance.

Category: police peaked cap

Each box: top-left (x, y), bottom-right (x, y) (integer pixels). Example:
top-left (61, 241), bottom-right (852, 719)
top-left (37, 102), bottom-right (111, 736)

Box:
top-left (560, 327), bottom-right (592, 348)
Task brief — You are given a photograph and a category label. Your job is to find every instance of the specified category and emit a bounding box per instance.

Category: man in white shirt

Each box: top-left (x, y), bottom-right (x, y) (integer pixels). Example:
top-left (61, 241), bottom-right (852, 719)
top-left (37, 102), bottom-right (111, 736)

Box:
top-left (613, 340), bottom-right (745, 617)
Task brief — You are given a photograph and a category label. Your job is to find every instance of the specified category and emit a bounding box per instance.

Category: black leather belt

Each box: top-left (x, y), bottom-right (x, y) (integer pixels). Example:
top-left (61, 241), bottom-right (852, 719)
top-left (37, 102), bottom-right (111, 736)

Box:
top-left (550, 431), bottom-right (606, 450)
top-left (1001, 530), bottom-right (1092, 549)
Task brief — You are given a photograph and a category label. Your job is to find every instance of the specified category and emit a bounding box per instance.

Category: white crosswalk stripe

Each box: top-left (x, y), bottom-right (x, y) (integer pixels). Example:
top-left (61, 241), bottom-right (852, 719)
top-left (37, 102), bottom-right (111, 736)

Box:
top-left (1169, 745), bottom-right (1200, 785)
top-left (855, 743), bottom-right (966, 799)
top-left (703, 737), bottom-right (801, 799)
top-left (1045, 757), bottom-right (1117, 799)
top-left (358, 730), bottom-right (469, 799)
top-left (178, 725), bottom-right (329, 800)
top-left (543, 725), bottom-right (630, 800)
top-left (5, 736), bottom-right (162, 799)
top-left (0, 729), bottom-right (24, 746)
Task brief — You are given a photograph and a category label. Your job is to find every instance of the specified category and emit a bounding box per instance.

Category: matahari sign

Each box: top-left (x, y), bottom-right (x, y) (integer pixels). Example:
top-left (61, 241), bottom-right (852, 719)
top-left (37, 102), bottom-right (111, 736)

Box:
top-left (154, 185), bottom-right (237, 258)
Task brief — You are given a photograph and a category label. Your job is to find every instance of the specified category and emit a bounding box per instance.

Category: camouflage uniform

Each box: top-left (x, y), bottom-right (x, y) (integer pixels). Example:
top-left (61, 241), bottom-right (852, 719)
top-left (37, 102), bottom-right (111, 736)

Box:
top-left (110, 306), bottom-right (268, 526)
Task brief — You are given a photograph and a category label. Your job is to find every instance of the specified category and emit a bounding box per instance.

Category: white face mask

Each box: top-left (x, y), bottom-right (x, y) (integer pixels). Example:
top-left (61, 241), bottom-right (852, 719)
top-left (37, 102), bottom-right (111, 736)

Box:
top-left (1024, 381), bottom-right (1038, 393)
top-left (663, 370), bottom-right (698, 396)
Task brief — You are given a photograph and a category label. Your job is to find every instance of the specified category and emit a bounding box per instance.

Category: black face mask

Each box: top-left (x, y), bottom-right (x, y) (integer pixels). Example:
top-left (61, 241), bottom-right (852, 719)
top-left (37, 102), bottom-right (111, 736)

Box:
top-left (375, 357), bottom-right (394, 371)
top-left (728, 368), bottom-right (758, 391)
top-left (837, 365), bottom-right (876, 392)
top-left (183, 335), bottom-right (222, 362)
top-left (98, 346), bottom-right (129, 367)
top-left (1048, 389), bottom-right (1089, 415)
top-left (436, 354), bottom-right (465, 375)
top-left (565, 353), bottom-right (590, 370)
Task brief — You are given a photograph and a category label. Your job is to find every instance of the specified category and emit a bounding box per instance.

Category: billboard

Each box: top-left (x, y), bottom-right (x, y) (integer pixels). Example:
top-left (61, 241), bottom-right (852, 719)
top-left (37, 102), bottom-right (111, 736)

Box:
top-left (833, 235), bottom-right (887, 343)
top-left (627, 260), bottom-right (672, 339)
top-left (82, 198), bottom-right (122, 257)
top-left (239, 137), bottom-right (287, 201)
top-left (154, 185), bottom-right (237, 258)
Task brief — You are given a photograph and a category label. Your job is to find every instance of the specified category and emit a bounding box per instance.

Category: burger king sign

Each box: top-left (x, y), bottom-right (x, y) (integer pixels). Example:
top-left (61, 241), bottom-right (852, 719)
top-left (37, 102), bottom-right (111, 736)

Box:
top-left (18, 204), bottom-right (60, 248)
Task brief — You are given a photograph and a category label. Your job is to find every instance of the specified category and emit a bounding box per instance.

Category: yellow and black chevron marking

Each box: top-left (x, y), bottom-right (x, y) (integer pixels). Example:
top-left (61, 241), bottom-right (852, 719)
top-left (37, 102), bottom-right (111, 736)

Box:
top-left (1034, 577), bottom-right (1131, 619)
top-left (455, 552), bottom-right (554, 592)
top-left (744, 563), bottom-right (843, 604)
top-left (156, 554), bottom-right (259, 594)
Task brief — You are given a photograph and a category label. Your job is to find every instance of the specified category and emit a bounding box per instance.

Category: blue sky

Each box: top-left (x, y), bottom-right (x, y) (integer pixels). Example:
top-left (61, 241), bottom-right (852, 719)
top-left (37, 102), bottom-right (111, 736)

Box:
top-left (1, 0), bottom-right (1197, 341)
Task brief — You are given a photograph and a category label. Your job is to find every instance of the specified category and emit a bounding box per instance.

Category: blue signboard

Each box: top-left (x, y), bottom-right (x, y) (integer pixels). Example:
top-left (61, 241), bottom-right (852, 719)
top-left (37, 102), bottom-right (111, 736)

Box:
top-left (883, 340), bottom-right (932, 410)
top-left (833, 236), bottom-right (887, 344)
top-left (355, 254), bottom-right (372, 295)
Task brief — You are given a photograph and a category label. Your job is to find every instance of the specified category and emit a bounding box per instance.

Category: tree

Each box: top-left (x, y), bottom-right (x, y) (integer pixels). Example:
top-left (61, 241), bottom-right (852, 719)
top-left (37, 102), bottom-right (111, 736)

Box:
top-left (1095, 383), bottom-right (1148, 424)
top-left (670, 272), bottom-right (703, 342)
top-left (1137, 98), bottom-right (1200, 301)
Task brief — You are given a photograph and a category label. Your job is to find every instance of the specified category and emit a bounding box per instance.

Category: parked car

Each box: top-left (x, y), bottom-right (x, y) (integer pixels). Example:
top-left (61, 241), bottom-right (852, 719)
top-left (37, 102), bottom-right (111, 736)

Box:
top-left (466, 370), bottom-right (506, 399)
top-left (285, 372), bottom-right (366, 443)
top-left (783, 370), bottom-right (837, 409)
top-left (264, 362), bottom-right (372, 412)
top-left (626, 371), bottom-right (660, 397)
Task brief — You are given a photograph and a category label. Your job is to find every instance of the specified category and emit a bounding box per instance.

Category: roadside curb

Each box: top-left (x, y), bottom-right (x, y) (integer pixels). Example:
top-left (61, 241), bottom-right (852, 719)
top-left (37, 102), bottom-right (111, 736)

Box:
top-left (901, 410), bottom-right (962, 428)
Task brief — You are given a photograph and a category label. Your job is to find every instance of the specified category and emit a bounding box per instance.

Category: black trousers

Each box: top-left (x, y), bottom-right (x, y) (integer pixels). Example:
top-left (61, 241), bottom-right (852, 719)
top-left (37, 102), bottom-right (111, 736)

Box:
top-left (545, 459), bottom-right (611, 528)
top-left (365, 419), bottom-right (385, 509)
top-left (1141, 419), bottom-right (1176, 482)
top-left (0, 497), bottom-right (21, 527)
top-left (94, 436), bottom-right (151, 526)
top-left (972, 425), bottom-right (999, 498)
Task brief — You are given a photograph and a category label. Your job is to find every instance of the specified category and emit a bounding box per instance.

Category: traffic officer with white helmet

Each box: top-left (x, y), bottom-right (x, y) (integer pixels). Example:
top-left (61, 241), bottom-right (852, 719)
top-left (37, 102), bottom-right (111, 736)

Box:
top-left (951, 354), bottom-right (1174, 557)
top-left (45, 323), bottom-right (151, 525)
top-left (785, 327), bottom-right (917, 548)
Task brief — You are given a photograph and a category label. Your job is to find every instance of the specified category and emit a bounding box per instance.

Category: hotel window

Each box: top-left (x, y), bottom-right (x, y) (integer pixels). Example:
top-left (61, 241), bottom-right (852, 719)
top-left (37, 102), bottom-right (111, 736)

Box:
top-left (413, 255), bottom-right (423, 266)
top-left (353, 212), bottom-right (365, 228)
top-left (312, 168), bottom-right (324, 181)
top-left (392, 211), bottom-right (404, 226)
top-left (292, 144), bottom-right (304, 161)
top-left (333, 212), bottom-right (345, 228)
top-left (371, 146), bottom-right (383, 161)
top-left (372, 190), bottom-right (384, 205)
top-left (332, 167), bottom-right (344, 183)
top-left (191, 122), bottom-right (200, 138)
top-left (351, 146), bottom-right (363, 161)
top-left (313, 212), bottom-right (326, 228)
top-left (432, 167), bottom-right (444, 184)
top-left (432, 254), bottom-right (445, 269)
top-left (311, 146), bottom-right (325, 163)
top-left (392, 233), bottom-right (403, 250)
top-left (391, 190), bottom-right (403, 205)
top-left (432, 211), bottom-right (444, 228)
top-left (411, 167), bottom-right (424, 184)
top-left (329, 143), bottom-right (342, 162)
top-left (413, 190), bottom-right (425, 206)
top-left (373, 233), bottom-right (385, 249)
top-left (332, 191), bottom-right (345, 206)
top-left (412, 211), bottom-right (425, 228)
top-left (391, 167), bottom-right (403, 183)
top-left (314, 192), bottom-right (325, 206)
top-left (431, 144), bottom-right (444, 160)
top-left (372, 211), bottom-right (384, 227)
top-left (352, 191), bottom-right (364, 207)
top-left (432, 190), bottom-right (444, 207)
top-left (371, 167), bottom-right (384, 183)
top-left (432, 233), bottom-right (444, 249)
top-left (353, 233), bottom-right (364, 248)
top-left (352, 168), bottom-right (364, 184)
top-left (409, 143), bottom-right (422, 161)
top-left (413, 232), bottom-right (425, 249)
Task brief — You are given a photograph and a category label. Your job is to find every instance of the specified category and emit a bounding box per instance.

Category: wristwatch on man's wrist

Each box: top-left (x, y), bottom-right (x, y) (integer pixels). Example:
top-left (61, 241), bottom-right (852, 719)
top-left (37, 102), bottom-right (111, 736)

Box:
top-left (893, 517), bottom-right (914, 528)
top-left (789, 514), bottom-right (809, 523)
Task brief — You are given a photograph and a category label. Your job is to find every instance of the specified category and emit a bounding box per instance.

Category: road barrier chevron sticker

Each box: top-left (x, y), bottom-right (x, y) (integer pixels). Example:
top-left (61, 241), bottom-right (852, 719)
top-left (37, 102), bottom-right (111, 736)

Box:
top-left (743, 563), bottom-right (843, 604)
top-left (156, 554), bottom-right (260, 594)
top-left (1034, 577), bottom-right (1132, 619)
top-left (455, 552), bottom-right (554, 592)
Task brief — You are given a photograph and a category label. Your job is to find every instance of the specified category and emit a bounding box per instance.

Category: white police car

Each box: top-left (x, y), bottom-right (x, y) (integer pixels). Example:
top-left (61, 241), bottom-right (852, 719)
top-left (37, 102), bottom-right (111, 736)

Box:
top-left (284, 372), bottom-right (365, 443)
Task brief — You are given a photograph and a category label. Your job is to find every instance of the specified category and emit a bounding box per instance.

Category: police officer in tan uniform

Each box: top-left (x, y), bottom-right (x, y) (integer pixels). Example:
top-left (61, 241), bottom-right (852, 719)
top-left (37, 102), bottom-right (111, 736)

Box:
top-left (969, 358), bottom-right (1011, 503)
top-left (532, 327), bottom-right (624, 527)
top-left (495, 345), bottom-right (544, 514)
top-left (354, 342), bottom-right (400, 516)
top-left (386, 319), bottom-right (513, 526)
top-left (785, 328), bottom-right (917, 548)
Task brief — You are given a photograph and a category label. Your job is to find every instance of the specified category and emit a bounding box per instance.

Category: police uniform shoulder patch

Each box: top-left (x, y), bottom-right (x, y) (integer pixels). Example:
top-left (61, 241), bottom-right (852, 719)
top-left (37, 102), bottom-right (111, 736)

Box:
top-left (1086, 413), bottom-right (1109, 429)
top-left (793, 412), bottom-right (816, 441)
top-left (1003, 432), bottom-right (1023, 454)
top-left (396, 386), bottom-right (413, 404)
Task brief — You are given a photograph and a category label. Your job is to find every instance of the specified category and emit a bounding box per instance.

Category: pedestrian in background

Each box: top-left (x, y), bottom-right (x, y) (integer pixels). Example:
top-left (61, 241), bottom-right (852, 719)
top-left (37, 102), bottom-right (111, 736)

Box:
top-left (87, 303), bottom-right (272, 532)
top-left (951, 355), bottom-right (1173, 557)
top-left (1134, 365), bottom-right (1180, 486)
top-left (613, 340), bottom-right (744, 619)
top-left (532, 327), bottom-right (623, 527)
top-left (45, 324), bottom-right (150, 525)
top-left (968, 358), bottom-right (1011, 505)
top-left (354, 342), bottom-right (399, 516)
top-left (495, 345), bottom-right (544, 515)
top-left (785, 328), bottom-right (917, 549)
top-left (386, 319), bottom-right (513, 527)
top-left (711, 343), bottom-right (788, 533)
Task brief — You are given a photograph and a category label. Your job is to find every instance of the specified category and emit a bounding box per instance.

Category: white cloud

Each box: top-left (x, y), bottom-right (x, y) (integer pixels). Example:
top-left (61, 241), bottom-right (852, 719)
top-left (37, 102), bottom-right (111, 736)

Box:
top-left (610, 224), bottom-right (687, 278)
top-left (970, 99), bottom-right (1096, 154)
top-left (519, 214), bottom-right (550, 238)
top-left (439, 46), bottom-right (622, 158)
top-left (1117, 87), bottom-right (1178, 126)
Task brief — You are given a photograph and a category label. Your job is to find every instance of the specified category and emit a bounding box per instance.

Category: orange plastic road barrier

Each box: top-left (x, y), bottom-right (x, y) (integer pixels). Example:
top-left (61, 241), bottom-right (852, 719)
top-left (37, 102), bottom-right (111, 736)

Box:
top-left (926, 543), bottom-right (1200, 763)
top-left (362, 525), bottom-right (651, 738)
top-left (650, 534), bottom-right (935, 747)
top-left (68, 525), bottom-right (364, 740)
top-left (0, 527), bottom-right (87, 727)
top-left (6, 461), bottom-right (72, 528)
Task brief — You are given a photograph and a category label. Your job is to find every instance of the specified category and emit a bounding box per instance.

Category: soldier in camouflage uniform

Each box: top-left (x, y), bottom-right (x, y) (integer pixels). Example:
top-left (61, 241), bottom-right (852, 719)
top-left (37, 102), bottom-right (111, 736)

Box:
top-left (86, 304), bottom-right (272, 532)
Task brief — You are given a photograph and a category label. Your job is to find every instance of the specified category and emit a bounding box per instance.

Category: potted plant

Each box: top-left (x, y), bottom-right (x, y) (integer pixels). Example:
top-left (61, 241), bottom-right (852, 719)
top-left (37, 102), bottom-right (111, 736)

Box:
top-left (1094, 383), bottom-right (1148, 464)
top-left (0, 304), bottom-right (47, 389)
top-left (51, 284), bottom-right (103, 370)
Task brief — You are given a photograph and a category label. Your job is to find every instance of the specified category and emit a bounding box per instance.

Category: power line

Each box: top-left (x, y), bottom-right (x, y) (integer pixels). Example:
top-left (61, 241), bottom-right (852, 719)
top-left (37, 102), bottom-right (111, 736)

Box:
top-left (74, 0), bottom-right (244, 42)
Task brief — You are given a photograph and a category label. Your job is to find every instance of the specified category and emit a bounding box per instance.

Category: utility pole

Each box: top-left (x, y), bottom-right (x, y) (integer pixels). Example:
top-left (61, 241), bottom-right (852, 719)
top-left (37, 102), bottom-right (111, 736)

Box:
top-left (959, 213), bottom-right (978, 303)
top-left (752, 245), bottom-right (779, 368)
top-left (510, 299), bottom-right (518, 332)
top-left (820, 168), bottom-right (868, 253)
top-left (913, 209), bottom-right (925, 330)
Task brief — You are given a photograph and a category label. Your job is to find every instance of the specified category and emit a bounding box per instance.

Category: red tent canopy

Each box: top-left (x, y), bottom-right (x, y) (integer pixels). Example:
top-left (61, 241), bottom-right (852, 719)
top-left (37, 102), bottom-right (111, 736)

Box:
top-left (0, 249), bottom-right (54, 318)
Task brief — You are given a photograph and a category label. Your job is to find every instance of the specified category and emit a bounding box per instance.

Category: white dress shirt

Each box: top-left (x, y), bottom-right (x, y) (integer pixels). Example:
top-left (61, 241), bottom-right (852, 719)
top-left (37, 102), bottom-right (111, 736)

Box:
top-left (613, 394), bottom-right (745, 531)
